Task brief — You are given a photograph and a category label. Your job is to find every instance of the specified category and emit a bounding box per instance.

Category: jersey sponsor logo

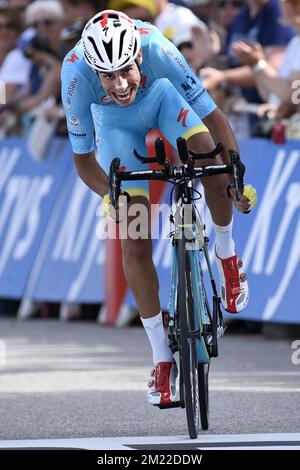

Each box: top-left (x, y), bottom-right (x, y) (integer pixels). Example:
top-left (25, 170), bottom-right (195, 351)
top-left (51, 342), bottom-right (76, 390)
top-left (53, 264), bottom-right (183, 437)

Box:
top-left (173, 55), bottom-right (188, 75)
top-left (100, 14), bottom-right (109, 28)
top-left (177, 108), bottom-right (189, 127)
top-left (161, 45), bottom-right (173, 58)
top-left (181, 74), bottom-right (197, 93)
top-left (67, 78), bottom-right (78, 98)
top-left (69, 116), bottom-right (80, 126)
top-left (69, 131), bottom-right (87, 137)
top-left (66, 53), bottom-right (79, 63)
top-left (101, 95), bottom-right (114, 104)
top-left (181, 74), bottom-right (205, 104)
top-left (160, 46), bottom-right (188, 75)
top-left (66, 78), bottom-right (78, 107)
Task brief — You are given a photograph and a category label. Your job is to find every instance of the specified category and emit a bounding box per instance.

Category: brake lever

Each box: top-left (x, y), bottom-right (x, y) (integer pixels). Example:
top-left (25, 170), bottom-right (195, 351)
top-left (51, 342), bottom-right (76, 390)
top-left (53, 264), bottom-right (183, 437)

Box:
top-left (109, 158), bottom-right (121, 208)
top-left (228, 149), bottom-right (243, 201)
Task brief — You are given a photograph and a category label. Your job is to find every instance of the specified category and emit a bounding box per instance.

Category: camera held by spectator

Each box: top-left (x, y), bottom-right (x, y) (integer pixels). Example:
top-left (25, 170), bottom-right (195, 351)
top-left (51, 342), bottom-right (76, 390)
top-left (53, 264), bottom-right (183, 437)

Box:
top-left (21, 34), bottom-right (59, 66)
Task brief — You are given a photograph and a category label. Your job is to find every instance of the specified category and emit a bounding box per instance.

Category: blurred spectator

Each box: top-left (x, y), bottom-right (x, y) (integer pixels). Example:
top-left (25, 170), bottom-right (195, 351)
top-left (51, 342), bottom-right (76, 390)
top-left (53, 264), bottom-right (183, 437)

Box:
top-left (200, 0), bottom-right (296, 135)
top-left (154, 0), bottom-right (208, 41)
top-left (60, 0), bottom-right (106, 27)
top-left (107, 0), bottom-right (219, 66)
top-left (201, 0), bottom-right (295, 98)
top-left (186, 0), bottom-right (213, 23)
top-left (213, 0), bottom-right (245, 52)
top-left (0, 6), bottom-right (25, 99)
top-left (107, 0), bottom-right (157, 22)
top-left (171, 1), bottom-right (243, 72)
top-left (0, 1), bottom-right (66, 133)
top-left (8, 0), bottom-right (31, 7)
top-left (233, 0), bottom-right (300, 118)
top-left (0, 7), bottom-right (21, 67)
top-left (25, 0), bottom-right (66, 54)
top-left (173, 23), bottom-right (221, 72)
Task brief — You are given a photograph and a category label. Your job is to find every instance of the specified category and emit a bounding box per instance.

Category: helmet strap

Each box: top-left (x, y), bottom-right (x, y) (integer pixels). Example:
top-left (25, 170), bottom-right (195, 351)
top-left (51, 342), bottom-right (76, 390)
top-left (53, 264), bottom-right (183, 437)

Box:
top-left (135, 59), bottom-right (142, 78)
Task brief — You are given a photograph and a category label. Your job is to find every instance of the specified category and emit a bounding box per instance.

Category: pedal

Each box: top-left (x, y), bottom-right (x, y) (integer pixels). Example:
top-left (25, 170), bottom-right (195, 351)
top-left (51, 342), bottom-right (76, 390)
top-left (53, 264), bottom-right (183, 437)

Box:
top-left (155, 401), bottom-right (182, 409)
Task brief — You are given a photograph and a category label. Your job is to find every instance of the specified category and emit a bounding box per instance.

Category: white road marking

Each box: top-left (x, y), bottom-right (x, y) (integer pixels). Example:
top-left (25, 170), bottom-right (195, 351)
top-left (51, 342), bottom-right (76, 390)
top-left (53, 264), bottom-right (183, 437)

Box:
top-left (0, 433), bottom-right (299, 450)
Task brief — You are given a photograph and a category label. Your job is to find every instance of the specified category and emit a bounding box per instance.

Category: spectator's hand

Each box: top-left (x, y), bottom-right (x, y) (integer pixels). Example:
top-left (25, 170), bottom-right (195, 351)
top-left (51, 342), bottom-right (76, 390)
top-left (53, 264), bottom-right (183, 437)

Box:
top-left (191, 27), bottom-right (221, 68)
top-left (232, 41), bottom-right (265, 67)
top-left (45, 106), bottom-right (61, 121)
top-left (257, 103), bottom-right (278, 119)
top-left (256, 102), bottom-right (297, 120)
top-left (200, 67), bottom-right (225, 91)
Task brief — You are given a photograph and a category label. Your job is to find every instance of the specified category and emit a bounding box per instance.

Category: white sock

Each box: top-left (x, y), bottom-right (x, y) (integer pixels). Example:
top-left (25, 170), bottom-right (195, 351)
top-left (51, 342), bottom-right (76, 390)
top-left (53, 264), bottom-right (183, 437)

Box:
top-left (141, 311), bottom-right (173, 365)
top-left (214, 218), bottom-right (235, 259)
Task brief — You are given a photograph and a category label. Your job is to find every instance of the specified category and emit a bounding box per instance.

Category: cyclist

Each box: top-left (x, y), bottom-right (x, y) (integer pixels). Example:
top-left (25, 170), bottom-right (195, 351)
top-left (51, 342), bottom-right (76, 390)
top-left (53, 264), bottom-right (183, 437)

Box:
top-left (61, 10), bottom-right (252, 406)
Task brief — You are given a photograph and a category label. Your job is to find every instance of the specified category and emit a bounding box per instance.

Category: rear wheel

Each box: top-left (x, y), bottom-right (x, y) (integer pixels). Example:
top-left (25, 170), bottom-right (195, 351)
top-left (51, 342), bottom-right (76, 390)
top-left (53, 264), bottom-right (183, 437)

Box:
top-left (177, 236), bottom-right (200, 439)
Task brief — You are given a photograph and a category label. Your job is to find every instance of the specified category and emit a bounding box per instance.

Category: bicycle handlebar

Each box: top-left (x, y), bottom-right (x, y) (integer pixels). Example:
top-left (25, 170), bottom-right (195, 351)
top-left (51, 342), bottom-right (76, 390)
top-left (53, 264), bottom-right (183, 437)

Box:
top-left (108, 137), bottom-right (245, 209)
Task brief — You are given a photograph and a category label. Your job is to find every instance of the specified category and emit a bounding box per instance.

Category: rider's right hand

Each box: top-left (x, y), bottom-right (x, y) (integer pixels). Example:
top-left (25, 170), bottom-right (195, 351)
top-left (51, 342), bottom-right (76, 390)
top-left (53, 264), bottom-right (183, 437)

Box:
top-left (101, 193), bottom-right (129, 222)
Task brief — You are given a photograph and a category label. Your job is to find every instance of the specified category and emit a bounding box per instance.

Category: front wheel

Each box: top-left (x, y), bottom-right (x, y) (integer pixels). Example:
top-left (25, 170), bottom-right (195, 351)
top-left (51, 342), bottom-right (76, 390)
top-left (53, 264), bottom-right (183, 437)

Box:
top-left (177, 236), bottom-right (200, 439)
top-left (198, 363), bottom-right (209, 430)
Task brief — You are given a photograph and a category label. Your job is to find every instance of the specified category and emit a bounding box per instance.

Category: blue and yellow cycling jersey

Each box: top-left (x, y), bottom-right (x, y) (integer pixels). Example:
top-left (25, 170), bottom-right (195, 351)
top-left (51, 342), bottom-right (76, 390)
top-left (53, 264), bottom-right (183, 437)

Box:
top-left (61, 20), bottom-right (217, 156)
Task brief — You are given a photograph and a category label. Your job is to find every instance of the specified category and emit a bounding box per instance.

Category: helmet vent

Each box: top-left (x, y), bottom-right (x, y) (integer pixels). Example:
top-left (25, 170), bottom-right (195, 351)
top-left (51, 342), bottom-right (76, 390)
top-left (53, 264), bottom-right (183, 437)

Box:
top-left (103, 38), bottom-right (113, 62)
top-left (118, 29), bottom-right (126, 59)
top-left (88, 36), bottom-right (104, 63)
top-left (132, 39), bottom-right (138, 58)
top-left (119, 55), bottom-right (131, 68)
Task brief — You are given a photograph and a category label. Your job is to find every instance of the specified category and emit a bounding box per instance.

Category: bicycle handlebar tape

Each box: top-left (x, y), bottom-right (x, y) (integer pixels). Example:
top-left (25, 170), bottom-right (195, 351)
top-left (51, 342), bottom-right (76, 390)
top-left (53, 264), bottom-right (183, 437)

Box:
top-left (176, 137), bottom-right (189, 163)
top-left (228, 149), bottom-right (245, 200)
top-left (109, 158), bottom-right (121, 208)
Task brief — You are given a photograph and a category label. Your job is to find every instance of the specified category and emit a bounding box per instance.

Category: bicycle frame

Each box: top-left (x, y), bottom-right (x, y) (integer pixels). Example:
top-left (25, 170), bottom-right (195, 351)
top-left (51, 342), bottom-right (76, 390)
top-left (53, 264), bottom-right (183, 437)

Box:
top-left (168, 184), bottom-right (211, 366)
top-left (108, 136), bottom-right (245, 437)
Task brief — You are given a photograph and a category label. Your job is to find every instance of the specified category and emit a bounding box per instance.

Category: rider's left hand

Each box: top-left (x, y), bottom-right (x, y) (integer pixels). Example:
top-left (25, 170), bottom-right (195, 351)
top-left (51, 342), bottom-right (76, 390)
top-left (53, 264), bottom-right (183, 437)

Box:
top-left (229, 184), bottom-right (257, 213)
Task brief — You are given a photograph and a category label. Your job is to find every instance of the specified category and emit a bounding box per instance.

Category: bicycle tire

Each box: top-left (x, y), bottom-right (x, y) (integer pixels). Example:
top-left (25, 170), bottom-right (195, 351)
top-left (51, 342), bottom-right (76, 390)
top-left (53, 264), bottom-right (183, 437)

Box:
top-left (177, 235), bottom-right (200, 439)
top-left (198, 363), bottom-right (209, 430)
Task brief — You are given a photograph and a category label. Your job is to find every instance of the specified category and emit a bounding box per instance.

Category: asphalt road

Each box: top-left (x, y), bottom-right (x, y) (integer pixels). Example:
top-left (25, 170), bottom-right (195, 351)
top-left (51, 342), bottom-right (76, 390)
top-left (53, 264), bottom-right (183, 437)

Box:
top-left (0, 318), bottom-right (299, 441)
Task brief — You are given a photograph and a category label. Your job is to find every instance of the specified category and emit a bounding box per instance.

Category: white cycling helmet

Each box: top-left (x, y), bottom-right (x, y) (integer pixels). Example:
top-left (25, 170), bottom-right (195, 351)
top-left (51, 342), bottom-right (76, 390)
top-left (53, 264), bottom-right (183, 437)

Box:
top-left (81, 10), bottom-right (141, 73)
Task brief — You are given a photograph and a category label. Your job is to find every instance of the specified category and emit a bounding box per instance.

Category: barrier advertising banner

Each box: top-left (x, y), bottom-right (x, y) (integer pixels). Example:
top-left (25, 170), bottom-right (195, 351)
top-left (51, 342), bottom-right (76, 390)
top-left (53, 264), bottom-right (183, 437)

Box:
top-left (0, 137), bottom-right (299, 323)
top-left (0, 138), bottom-right (71, 298)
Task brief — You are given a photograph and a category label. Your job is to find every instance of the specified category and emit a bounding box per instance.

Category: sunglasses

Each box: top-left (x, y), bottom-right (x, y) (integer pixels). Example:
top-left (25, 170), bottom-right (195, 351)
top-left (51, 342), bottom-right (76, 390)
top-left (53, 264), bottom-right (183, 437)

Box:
top-left (32, 19), bottom-right (58, 28)
top-left (218, 0), bottom-right (244, 7)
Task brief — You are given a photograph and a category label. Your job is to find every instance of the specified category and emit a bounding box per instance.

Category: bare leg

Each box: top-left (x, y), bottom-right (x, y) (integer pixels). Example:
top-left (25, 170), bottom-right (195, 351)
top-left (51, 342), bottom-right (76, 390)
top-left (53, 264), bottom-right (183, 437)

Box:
top-left (187, 132), bottom-right (233, 226)
top-left (120, 196), bottom-right (160, 319)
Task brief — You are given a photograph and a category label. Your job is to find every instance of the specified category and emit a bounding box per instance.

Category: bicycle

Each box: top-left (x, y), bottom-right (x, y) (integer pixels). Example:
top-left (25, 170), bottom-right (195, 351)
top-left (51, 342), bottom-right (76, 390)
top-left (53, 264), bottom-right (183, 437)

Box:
top-left (108, 137), bottom-right (245, 439)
